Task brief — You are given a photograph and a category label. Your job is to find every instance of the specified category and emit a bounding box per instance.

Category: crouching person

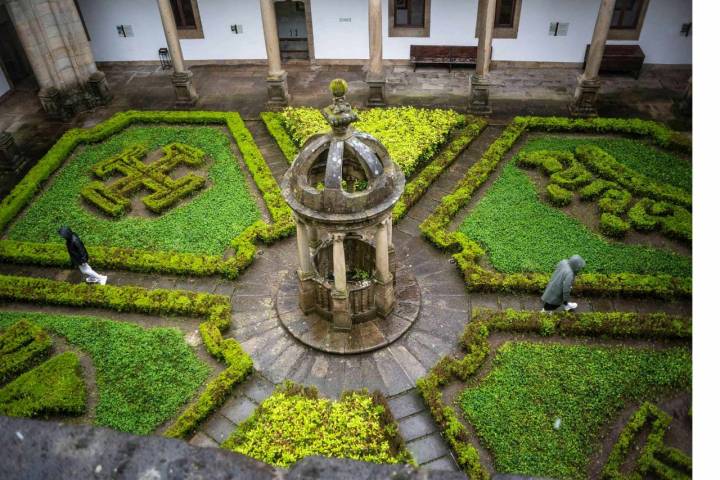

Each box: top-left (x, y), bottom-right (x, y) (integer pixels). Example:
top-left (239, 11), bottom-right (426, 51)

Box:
top-left (541, 254), bottom-right (585, 313)
top-left (58, 226), bottom-right (107, 285)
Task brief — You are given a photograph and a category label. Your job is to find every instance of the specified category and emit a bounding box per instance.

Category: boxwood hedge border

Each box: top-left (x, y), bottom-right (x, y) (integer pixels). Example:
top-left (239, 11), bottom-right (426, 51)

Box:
top-left (416, 307), bottom-right (692, 480)
top-left (419, 116), bottom-right (692, 298)
top-left (0, 274), bottom-right (253, 439)
top-left (0, 110), bottom-right (294, 279)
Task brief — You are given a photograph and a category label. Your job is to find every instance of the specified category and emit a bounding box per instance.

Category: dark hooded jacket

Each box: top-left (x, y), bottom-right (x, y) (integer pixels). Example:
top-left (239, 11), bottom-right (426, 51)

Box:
top-left (541, 255), bottom-right (586, 306)
top-left (58, 226), bottom-right (89, 267)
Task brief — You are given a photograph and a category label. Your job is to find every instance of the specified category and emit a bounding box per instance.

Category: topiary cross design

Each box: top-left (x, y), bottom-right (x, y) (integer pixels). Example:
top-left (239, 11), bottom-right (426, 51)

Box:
top-left (81, 142), bottom-right (207, 217)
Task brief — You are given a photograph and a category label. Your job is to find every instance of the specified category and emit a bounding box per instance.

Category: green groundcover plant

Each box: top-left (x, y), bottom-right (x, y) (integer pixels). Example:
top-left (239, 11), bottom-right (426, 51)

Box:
top-left (223, 383), bottom-right (412, 468)
top-left (459, 161), bottom-right (691, 276)
top-left (459, 342), bottom-right (691, 478)
top-left (7, 126), bottom-right (261, 255)
top-left (459, 342), bottom-right (691, 480)
top-left (0, 312), bottom-right (211, 435)
top-left (280, 106), bottom-right (465, 176)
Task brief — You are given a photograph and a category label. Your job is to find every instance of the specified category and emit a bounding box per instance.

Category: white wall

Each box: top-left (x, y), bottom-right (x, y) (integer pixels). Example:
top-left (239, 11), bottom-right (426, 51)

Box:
top-left (311, 0), bottom-right (369, 59)
top-left (77, 0), bottom-right (267, 61)
top-left (76, 0), bottom-right (691, 65)
top-left (0, 68), bottom-right (10, 97)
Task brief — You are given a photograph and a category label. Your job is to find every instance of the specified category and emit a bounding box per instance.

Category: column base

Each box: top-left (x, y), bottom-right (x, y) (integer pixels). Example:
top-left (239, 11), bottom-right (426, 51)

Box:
top-left (87, 71), bottom-right (113, 105)
top-left (374, 276), bottom-right (395, 318)
top-left (570, 75), bottom-right (601, 117)
top-left (297, 270), bottom-right (316, 314)
top-left (38, 87), bottom-right (64, 119)
top-left (468, 74), bottom-right (492, 115)
top-left (331, 290), bottom-right (351, 331)
top-left (172, 71), bottom-right (199, 106)
top-left (0, 132), bottom-right (30, 196)
top-left (366, 74), bottom-right (386, 107)
top-left (266, 72), bottom-right (290, 110)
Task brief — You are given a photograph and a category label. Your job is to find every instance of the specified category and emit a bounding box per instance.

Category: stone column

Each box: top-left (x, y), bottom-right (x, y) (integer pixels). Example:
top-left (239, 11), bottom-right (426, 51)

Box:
top-left (366, 0), bottom-right (386, 107)
top-left (331, 233), bottom-right (351, 330)
top-left (260, 0), bottom-right (289, 109)
top-left (157, 0), bottom-right (198, 106)
top-left (374, 219), bottom-right (394, 317)
top-left (308, 225), bottom-right (320, 252)
top-left (468, 0), bottom-right (496, 115)
top-left (6, 0), bottom-right (112, 118)
top-left (570, 0), bottom-right (617, 117)
top-left (295, 219), bottom-right (315, 313)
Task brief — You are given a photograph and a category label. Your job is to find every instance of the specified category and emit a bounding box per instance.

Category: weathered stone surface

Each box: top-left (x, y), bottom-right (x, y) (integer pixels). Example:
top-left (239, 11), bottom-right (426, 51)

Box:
top-left (0, 417), bottom-right (466, 479)
top-left (406, 433), bottom-right (451, 464)
top-left (398, 411), bottom-right (438, 442)
top-left (387, 390), bottom-right (426, 420)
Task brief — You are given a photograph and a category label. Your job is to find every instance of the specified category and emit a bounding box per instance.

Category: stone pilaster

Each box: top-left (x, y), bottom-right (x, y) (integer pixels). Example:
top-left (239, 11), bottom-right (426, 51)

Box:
top-left (157, 0), bottom-right (198, 106)
top-left (6, 0), bottom-right (111, 118)
top-left (571, 0), bottom-right (617, 116)
top-left (297, 270), bottom-right (316, 314)
top-left (374, 219), bottom-right (394, 317)
top-left (260, 0), bottom-right (289, 109)
top-left (468, 0), bottom-right (496, 114)
top-left (366, 0), bottom-right (386, 107)
top-left (331, 233), bottom-right (351, 330)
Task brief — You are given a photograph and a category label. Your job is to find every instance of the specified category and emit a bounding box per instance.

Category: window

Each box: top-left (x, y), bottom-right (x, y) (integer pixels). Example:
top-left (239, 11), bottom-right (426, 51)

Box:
top-left (170, 0), bottom-right (204, 39)
top-left (389, 0), bottom-right (430, 37)
top-left (477, 0), bottom-right (522, 39)
top-left (608, 0), bottom-right (649, 40)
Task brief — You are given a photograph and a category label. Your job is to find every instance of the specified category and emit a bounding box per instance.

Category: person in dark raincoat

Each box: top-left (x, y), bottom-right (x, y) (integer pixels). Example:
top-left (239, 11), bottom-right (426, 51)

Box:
top-left (540, 254), bottom-right (585, 313)
top-left (58, 226), bottom-right (107, 285)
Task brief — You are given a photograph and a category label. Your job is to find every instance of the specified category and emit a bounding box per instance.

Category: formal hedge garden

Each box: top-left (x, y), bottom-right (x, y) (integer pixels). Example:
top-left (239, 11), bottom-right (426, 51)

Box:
top-left (420, 116), bottom-right (692, 298)
top-left (0, 111), bottom-right (293, 278)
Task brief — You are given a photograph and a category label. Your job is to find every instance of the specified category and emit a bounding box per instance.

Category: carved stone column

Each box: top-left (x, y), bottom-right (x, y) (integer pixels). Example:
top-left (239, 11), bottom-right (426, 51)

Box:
top-left (570, 0), bottom-right (617, 117)
top-left (295, 219), bottom-right (315, 313)
top-left (366, 0), bottom-right (386, 107)
top-left (260, 0), bottom-right (289, 109)
top-left (331, 234), bottom-right (351, 330)
top-left (374, 219), bottom-right (394, 317)
top-left (157, 0), bottom-right (198, 106)
top-left (6, 0), bottom-right (111, 118)
top-left (468, 0), bottom-right (496, 115)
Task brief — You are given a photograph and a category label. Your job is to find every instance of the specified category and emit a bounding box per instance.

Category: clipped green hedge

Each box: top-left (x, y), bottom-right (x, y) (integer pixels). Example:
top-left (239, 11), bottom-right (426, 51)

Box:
top-left (260, 111), bottom-right (299, 163)
top-left (599, 213), bottom-right (631, 238)
top-left (419, 116), bottom-right (691, 298)
top-left (0, 274), bottom-right (253, 439)
top-left (602, 402), bottom-right (691, 480)
top-left (0, 319), bottom-right (52, 383)
top-left (546, 183), bottom-right (573, 206)
top-left (416, 307), bottom-right (692, 480)
top-left (0, 110), bottom-right (294, 279)
top-left (222, 381), bottom-right (413, 468)
top-left (0, 351), bottom-right (86, 418)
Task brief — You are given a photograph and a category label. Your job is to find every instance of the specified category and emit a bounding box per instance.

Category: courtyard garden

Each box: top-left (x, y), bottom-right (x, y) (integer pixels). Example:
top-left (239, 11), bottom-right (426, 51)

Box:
top-left (0, 106), bottom-right (692, 479)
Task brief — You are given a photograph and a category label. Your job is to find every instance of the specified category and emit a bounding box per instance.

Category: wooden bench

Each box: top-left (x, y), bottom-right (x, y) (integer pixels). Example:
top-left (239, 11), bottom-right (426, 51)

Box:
top-left (410, 45), bottom-right (478, 71)
top-left (584, 44), bottom-right (645, 79)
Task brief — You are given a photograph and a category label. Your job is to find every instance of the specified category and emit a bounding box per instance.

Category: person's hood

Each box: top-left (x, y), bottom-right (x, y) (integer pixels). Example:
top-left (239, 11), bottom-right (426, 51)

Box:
top-left (58, 226), bottom-right (73, 240)
top-left (568, 254), bottom-right (586, 273)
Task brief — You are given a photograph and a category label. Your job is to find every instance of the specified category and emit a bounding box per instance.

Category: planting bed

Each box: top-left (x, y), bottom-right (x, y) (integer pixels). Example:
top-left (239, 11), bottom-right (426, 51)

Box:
top-left (222, 382), bottom-right (413, 468)
top-left (0, 111), bottom-right (294, 278)
top-left (421, 116), bottom-right (692, 298)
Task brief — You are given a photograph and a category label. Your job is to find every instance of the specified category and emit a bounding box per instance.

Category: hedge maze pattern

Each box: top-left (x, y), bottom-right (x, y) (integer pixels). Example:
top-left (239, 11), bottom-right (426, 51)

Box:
top-left (517, 145), bottom-right (692, 241)
top-left (81, 142), bottom-right (207, 217)
top-left (602, 402), bottom-right (691, 480)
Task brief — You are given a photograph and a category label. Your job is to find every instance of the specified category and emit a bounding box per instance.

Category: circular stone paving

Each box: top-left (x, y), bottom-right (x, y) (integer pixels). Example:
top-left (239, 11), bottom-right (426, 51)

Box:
top-left (275, 267), bottom-right (421, 354)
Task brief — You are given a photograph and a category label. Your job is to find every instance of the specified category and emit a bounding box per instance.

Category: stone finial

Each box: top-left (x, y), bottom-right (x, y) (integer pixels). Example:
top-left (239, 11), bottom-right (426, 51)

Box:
top-left (322, 79), bottom-right (358, 134)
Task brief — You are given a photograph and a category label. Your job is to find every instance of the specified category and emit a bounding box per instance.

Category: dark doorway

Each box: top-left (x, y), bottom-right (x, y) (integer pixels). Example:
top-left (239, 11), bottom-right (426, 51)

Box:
top-left (0, 5), bottom-right (34, 89)
top-left (275, 1), bottom-right (310, 61)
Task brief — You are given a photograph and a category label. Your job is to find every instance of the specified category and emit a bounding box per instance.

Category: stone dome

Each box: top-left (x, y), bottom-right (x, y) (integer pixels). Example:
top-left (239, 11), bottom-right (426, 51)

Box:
top-left (281, 81), bottom-right (405, 228)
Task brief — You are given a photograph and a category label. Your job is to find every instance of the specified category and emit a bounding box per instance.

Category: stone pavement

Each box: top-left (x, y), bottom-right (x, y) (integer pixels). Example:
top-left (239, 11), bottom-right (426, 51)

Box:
top-left (0, 117), bottom-right (691, 474)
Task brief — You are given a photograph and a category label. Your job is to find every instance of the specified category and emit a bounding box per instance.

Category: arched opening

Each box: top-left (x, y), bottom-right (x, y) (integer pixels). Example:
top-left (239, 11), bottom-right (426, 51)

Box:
top-left (0, 4), bottom-right (36, 99)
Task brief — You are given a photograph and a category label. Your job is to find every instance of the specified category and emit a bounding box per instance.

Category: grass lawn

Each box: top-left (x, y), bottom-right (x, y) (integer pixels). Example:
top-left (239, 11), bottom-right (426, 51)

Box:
top-left (7, 126), bottom-right (261, 255)
top-left (223, 384), bottom-right (410, 468)
top-left (0, 312), bottom-right (211, 435)
top-left (521, 137), bottom-right (691, 192)
top-left (459, 341), bottom-right (691, 480)
top-left (458, 161), bottom-right (691, 276)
